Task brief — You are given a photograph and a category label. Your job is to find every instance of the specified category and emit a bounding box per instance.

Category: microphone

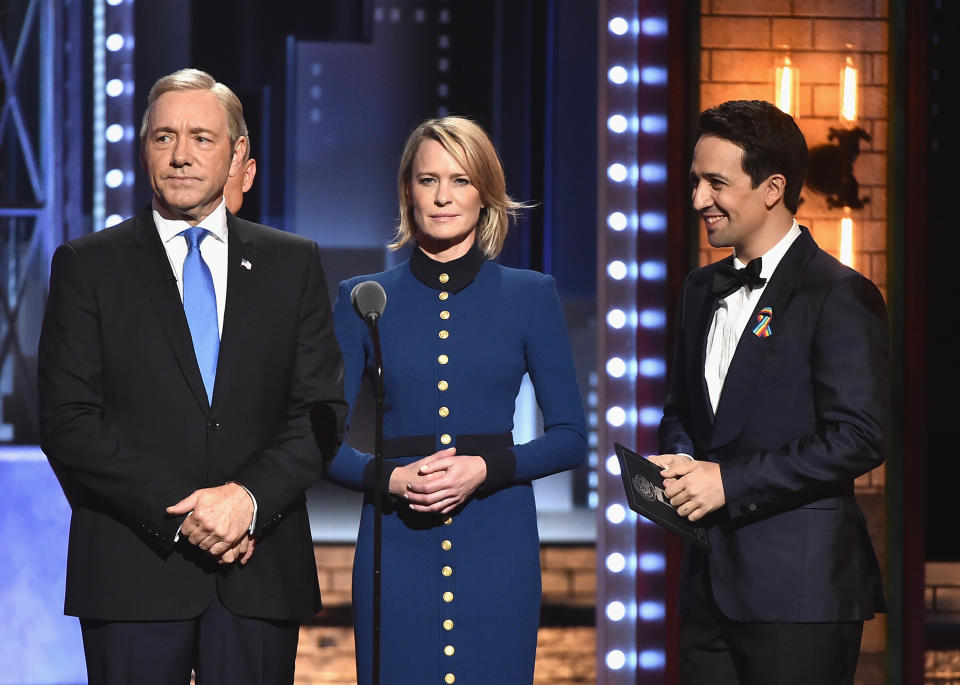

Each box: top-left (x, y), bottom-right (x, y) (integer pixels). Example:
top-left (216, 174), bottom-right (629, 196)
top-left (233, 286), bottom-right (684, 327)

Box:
top-left (349, 279), bottom-right (388, 684)
top-left (351, 281), bottom-right (387, 322)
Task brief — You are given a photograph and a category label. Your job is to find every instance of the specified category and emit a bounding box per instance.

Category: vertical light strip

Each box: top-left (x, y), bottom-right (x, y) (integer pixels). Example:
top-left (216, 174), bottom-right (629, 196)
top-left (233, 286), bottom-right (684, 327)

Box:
top-left (92, 0), bottom-right (106, 232)
top-left (597, 0), bottom-right (669, 682)
top-left (93, 0), bottom-right (136, 232)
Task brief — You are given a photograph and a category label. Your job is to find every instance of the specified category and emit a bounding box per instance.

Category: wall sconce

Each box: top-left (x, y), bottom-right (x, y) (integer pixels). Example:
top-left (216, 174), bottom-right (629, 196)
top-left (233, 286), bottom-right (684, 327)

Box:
top-left (805, 50), bottom-right (871, 209)
top-left (774, 53), bottom-right (799, 118)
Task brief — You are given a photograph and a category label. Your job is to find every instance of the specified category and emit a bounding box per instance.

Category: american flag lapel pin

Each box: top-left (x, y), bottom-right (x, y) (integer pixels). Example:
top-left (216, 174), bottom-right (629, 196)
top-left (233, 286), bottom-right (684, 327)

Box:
top-left (241, 258), bottom-right (252, 270)
top-left (752, 306), bottom-right (773, 338)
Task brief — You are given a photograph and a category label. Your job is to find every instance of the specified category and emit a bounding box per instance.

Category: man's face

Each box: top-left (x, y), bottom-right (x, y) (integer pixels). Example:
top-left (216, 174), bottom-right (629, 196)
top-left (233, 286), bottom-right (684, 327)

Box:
top-left (689, 135), bottom-right (771, 255)
top-left (141, 89), bottom-right (241, 224)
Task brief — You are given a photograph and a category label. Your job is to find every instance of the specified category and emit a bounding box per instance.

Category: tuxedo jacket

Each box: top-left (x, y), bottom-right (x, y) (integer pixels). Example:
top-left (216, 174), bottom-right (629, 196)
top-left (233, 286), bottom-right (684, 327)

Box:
top-left (38, 206), bottom-right (347, 622)
top-left (659, 227), bottom-right (888, 622)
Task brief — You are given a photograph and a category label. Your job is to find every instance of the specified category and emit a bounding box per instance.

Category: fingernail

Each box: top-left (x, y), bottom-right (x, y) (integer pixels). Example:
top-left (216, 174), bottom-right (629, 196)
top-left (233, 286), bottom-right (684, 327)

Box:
top-left (403, 493), bottom-right (409, 499)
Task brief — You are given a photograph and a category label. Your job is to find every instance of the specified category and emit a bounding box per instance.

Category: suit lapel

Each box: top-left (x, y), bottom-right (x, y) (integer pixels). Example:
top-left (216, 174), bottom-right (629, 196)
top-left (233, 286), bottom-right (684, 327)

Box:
top-left (130, 207), bottom-right (210, 412)
top-left (689, 265), bottom-right (722, 438)
top-left (710, 227), bottom-right (819, 449)
top-left (211, 214), bottom-right (256, 407)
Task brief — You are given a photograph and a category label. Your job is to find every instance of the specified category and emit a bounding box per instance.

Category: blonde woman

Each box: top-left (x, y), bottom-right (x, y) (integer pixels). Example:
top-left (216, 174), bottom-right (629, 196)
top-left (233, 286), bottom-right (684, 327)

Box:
top-left (326, 117), bottom-right (587, 684)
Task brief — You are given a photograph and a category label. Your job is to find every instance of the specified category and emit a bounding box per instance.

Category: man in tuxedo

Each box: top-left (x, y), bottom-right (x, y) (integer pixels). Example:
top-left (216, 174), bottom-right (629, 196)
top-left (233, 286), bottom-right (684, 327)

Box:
top-left (651, 100), bottom-right (888, 684)
top-left (38, 68), bottom-right (347, 684)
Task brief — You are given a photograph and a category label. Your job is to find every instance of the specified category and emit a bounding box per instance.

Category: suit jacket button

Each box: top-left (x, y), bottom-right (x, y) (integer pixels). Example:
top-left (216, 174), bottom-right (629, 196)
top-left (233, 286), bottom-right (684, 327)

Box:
top-left (208, 421), bottom-right (220, 431)
top-left (748, 503), bottom-right (757, 512)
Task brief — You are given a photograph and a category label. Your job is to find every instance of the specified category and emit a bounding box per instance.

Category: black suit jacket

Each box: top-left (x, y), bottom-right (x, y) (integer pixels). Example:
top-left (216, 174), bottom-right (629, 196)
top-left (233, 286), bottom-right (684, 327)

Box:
top-left (38, 206), bottom-right (347, 621)
top-left (659, 227), bottom-right (888, 622)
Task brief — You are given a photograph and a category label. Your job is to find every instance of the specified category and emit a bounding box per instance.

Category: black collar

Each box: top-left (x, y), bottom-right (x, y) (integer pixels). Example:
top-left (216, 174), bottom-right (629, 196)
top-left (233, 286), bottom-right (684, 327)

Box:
top-left (409, 242), bottom-right (485, 294)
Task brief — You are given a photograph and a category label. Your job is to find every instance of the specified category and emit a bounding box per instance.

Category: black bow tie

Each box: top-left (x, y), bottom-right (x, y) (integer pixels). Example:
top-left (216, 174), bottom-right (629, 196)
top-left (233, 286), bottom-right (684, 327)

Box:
top-left (711, 257), bottom-right (766, 298)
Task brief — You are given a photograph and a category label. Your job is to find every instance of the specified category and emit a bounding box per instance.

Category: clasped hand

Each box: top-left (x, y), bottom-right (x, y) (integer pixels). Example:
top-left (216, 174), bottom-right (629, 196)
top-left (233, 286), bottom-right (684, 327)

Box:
top-left (647, 453), bottom-right (725, 522)
top-left (389, 448), bottom-right (487, 514)
top-left (166, 482), bottom-right (256, 565)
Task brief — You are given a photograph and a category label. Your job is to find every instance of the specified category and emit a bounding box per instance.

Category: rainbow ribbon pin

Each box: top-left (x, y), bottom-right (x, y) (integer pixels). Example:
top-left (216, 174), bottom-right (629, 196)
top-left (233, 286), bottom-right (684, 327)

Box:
top-left (753, 306), bottom-right (773, 338)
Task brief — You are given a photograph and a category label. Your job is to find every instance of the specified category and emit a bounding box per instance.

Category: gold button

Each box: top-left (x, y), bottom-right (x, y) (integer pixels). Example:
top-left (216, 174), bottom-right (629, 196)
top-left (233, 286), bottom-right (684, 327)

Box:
top-left (445, 674), bottom-right (455, 684)
top-left (443, 619), bottom-right (454, 630)
top-left (438, 406), bottom-right (449, 418)
top-left (440, 434), bottom-right (451, 445)
top-left (443, 591), bottom-right (453, 602)
top-left (444, 645), bottom-right (455, 656)
top-left (440, 310), bottom-right (450, 320)
top-left (442, 565), bottom-right (452, 576)
top-left (438, 354), bottom-right (449, 364)
top-left (439, 291), bottom-right (449, 301)
top-left (439, 273), bottom-right (449, 284)
top-left (441, 539), bottom-right (452, 551)
top-left (438, 329), bottom-right (449, 340)
top-left (438, 380), bottom-right (448, 391)
top-left (443, 516), bottom-right (453, 525)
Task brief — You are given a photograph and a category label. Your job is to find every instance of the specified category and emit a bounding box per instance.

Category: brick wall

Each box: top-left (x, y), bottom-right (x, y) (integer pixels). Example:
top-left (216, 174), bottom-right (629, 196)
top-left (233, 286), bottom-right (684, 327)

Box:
top-left (699, 0), bottom-right (889, 300)
top-left (698, 3), bottom-right (889, 682)
top-left (699, 2), bottom-right (888, 490)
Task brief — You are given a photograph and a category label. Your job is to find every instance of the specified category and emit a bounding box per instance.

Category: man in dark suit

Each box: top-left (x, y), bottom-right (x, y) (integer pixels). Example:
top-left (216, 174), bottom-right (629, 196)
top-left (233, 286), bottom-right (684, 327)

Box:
top-left (651, 100), bottom-right (888, 684)
top-left (38, 68), bottom-right (347, 684)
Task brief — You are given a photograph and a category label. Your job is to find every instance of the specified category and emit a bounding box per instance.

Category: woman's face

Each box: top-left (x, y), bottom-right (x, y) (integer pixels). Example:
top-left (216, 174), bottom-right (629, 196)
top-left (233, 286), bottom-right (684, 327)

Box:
top-left (410, 139), bottom-right (483, 259)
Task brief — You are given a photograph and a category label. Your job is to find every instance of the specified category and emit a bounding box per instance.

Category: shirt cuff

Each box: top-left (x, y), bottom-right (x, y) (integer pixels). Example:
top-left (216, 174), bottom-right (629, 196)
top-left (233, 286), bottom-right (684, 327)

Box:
top-left (362, 458), bottom-right (402, 498)
top-left (678, 453), bottom-right (695, 461)
top-left (173, 513), bottom-right (192, 543)
top-left (477, 447), bottom-right (516, 494)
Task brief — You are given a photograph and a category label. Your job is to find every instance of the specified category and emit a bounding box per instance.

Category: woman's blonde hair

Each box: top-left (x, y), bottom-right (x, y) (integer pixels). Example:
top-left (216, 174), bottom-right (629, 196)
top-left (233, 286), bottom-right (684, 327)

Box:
top-left (391, 116), bottom-right (526, 258)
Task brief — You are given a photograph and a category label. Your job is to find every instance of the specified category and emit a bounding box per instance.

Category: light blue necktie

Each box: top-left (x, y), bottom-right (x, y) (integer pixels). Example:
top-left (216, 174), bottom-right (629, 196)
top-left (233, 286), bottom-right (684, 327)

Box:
top-left (181, 226), bottom-right (219, 404)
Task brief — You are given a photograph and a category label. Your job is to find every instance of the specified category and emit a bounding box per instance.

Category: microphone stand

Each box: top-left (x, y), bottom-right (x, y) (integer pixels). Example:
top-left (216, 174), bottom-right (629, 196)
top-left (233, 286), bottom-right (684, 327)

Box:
top-left (363, 313), bottom-right (385, 685)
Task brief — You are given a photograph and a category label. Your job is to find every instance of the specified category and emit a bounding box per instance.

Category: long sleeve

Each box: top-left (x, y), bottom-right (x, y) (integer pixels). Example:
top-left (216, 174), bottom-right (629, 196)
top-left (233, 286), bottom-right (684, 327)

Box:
top-left (719, 273), bottom-right (890, 518)
top-left (230, 242), bottom-right (348, 532)
top-left (323, 280), bottom-right (390, 493)
top-left (39, 244), bottom-right (197, 546)
top-left (482, 275), bottom-right (587, 490)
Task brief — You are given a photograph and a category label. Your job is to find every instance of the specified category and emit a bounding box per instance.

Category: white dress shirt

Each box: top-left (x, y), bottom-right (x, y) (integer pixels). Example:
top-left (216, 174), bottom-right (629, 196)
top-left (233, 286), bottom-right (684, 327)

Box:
top-left (704, 220), bottom-right (801, 413)
top-left (153, 199), bottom-right (228, 337)
top-left (153, 199), bottom-right (257, 537)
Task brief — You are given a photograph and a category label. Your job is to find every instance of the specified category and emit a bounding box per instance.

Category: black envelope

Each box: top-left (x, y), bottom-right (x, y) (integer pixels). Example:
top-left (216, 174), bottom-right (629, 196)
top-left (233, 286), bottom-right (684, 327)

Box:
top-left (614, 443), bottom-right (710, 551)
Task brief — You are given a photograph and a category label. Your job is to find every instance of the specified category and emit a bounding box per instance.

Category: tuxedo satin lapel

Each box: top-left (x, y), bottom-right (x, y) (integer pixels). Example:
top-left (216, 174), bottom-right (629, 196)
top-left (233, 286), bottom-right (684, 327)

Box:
top-left (710, 228), bottom-right (819, 450)
top-left (691, 273), bottom-right (720, 438)
top-left (131, 208), bottom-right (210, 411)
top-left (211, 215), bottom-right (256, 407)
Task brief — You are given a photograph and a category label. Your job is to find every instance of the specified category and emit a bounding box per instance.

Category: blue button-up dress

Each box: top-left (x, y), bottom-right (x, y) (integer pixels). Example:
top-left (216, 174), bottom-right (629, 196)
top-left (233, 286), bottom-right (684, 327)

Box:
top-left (326, 245), bottom-right (587, 685)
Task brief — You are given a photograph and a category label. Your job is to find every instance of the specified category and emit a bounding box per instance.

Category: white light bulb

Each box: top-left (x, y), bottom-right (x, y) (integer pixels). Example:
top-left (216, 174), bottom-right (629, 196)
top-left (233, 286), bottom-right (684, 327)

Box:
top-left (606, 503), bottom-right (626, 524)
top-left (608, 17), bottom-right (629, 35)
top-left (105, 124), bottom-right (124, 142)
top-left (607, 212), bottom-right (627, 231)
top-left (606, 650), bottom-right (627, 670)
top-left (607, 260), bottom-right (627, 280)
top-left (607, 114), bottom-right (628, 133)
top-left (606, 309), bottom-right (627, 329)
top-left (605, 357), bottom-right (626, 378)
top-left (607, 66), bottom-right (629, 85)
top-left (607, 163), bottom-right (628, 183)
top-left (606, 552), bottom-right (626, 573)
top-left (606, 601), bottom-right (627, 621)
